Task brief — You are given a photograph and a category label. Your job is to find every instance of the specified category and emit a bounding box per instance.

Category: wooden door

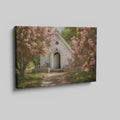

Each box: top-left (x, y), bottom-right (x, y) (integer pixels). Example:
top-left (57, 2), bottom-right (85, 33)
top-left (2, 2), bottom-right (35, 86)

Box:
top-left (54, 53), bottom-right (60, 69)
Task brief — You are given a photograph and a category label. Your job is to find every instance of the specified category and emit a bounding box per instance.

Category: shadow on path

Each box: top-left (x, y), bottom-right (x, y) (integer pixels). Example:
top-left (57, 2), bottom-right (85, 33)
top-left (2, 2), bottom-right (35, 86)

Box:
top-left (41, 72), bottom-right (70, 87)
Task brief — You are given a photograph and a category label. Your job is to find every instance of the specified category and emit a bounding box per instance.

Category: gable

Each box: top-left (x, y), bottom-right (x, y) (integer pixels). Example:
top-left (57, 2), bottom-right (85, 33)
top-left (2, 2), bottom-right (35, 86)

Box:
top-left (55, 31), bottom-right (73, 53)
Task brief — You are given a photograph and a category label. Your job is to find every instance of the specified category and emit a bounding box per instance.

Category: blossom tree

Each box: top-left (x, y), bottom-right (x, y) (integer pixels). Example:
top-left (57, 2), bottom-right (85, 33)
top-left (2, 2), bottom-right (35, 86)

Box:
top-left (15, 26), bottom-right (54, 77)
top-left (71, 27), bottom-right (97, 72)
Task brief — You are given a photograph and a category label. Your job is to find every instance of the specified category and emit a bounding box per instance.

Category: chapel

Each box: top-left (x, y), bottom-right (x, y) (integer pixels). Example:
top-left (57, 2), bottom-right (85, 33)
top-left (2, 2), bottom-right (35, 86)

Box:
top-left (40, 28), bottom-right (73, 70)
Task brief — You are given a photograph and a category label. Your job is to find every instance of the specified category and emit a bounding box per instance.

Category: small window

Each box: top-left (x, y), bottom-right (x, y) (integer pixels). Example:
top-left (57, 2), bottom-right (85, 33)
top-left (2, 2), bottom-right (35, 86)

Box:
top-left (55, 41), bottom-right (59, 45)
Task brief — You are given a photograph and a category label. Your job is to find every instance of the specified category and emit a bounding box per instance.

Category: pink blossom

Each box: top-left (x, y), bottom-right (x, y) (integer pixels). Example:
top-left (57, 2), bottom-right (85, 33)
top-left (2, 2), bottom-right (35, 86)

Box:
top-left (24, 39), bottom-right (29, 42)
top-left (81, 66), bottom-right (85, 71)
top-left (17, 47), bottom-right (21, 52)
top-left (80, 32), bottom-right (84, 38)
top-left (72, 39), bottom-right (76, 44)
top-left (81, 45), bottom-right (84, 49)
top-left (32, 42), bottom-right (37, 47)
top-left (21, 33), bottom-right (23, 37)
top-left (81, 61), bottom-right (88, 71)
top-left (71, 36), bottom-right (76, 41)
top-left (71, 54), bottom-right (75, 60)
top-left (72, 40), bottom-right (78, 47)
top-left (90, 53), bottom-right (94, 57)
top-left (78, 55), bottom-right (82, 60)
top-left (75, 42), bottom-right (78, 47)
top-left (83, 29), bottom-right (88, 35)
top-left (16, 36), bottom-right (19, 39)
top-left (69, 60), bottom-right (73, 65)
top-left (90, 61), bottom-right (95, 66)
top-left (77, 32), bottom-right (80, 35)
top-left (22, 29), bottom-right (25, 32)
top-left (75, 48), bottom-right (79, 53)
top-left (77, 28), bottom-right (80, 33)
top-left (88, 39), bottom-right (94, 47)
top-left (82, 37), bottom-right (86, 43)
top-left (41, 50), bottom-right (45, 56)
top-left (86, 27), bottom-right (91, 30)
top-left (17, 40), bottom-right (20, 44)
top-left (25, 43), bottom-right (31, 49)
top-left (27, 34), bottom-right (30, 39)
top-left (71, 27), bottom-right (96, 71)
top-left (76, 38), bottom-right (80, 41)
top-left (84, 61), bottom-right (88, 67)
top-left (80, 41), bottom-right (83, 44)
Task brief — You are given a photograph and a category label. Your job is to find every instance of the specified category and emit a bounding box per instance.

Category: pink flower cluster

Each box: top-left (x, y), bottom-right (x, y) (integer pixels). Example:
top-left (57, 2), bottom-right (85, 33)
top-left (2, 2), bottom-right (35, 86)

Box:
top-left (16, 26), bottom-right (55, 60)
top-left (88, 39), bottom-right (94, 47)
top-left (68, 59), bottom-right (73, 65)
top-left (81, 61), bottom-right (88, 71)
top-left (31, 49), bottom-right (39, 55)
top-left (17, 47), bottom-right (21, 52)
top-left (17, 40), bottom-right (20, 44)
top-left (24, 39), bottom-right (29, 42)
top-left (71, 54), bottom-right (75, 60)
top-left (72, 39), bottom-right (78, 47)
top-left (77, 27), bottom-right (91, 36)
top-left (89, 60), bottom-right (95, 66)
top-left (70, 27), bottom-right (96, 71)
top-left (78, 55), bottom-right (82, 60)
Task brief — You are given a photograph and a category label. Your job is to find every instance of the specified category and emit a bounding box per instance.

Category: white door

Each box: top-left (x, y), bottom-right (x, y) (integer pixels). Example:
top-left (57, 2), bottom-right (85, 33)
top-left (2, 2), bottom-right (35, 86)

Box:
top-left (54, 53), bottom-right (60, 69)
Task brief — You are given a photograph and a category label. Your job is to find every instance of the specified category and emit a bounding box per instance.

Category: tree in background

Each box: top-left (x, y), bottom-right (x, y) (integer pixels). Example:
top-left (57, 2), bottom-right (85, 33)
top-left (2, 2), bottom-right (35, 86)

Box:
top-left (33, 55), bottom-right (40, 68)
top-left (15, 26), bottom-right (54, 77)
top-left (71, 27), bottom-right (97, 72)
top-left (61, 27), bottom-right (77, 46)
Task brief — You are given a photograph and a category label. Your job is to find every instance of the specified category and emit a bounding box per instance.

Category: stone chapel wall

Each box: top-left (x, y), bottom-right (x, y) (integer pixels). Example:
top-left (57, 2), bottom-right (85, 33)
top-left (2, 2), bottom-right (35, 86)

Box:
top-left (40, 32), bottom-right (72, 69)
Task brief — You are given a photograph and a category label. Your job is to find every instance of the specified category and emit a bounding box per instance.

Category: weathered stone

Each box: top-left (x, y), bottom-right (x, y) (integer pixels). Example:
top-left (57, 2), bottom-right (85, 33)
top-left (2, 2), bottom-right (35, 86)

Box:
top-left (32, 67), bottom-right (49, 73)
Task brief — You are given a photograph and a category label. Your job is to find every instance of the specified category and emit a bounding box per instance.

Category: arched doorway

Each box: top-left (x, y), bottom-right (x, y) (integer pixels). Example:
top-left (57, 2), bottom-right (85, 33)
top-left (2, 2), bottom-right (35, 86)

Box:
top-left (54, 52), bottom-right (60, 69)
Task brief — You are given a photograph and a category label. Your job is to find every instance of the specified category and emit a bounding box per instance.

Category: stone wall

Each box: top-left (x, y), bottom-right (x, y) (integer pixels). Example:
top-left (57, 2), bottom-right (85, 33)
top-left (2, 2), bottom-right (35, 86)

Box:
top-left (40, 31), bottom-right (73, 69)
top-left (32, 67), bottom-right (81, 73)
top-left (32, 67), bottom-right (49, 73)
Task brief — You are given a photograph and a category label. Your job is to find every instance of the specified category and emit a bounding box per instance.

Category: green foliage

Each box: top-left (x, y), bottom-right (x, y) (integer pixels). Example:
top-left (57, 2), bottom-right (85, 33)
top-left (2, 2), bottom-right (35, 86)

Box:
top-left (25, 61), bottom-right (35, 73)
top-left (66, 71), bottom-right (96, 83)
top-left (33, 55), bottom-right (40, 68)
top-left (26, 61), bottom-right (35, 69)
top-left (61, 27), bottom-right (77, 46)
top-left (16, 73), bottom-right (46, 88)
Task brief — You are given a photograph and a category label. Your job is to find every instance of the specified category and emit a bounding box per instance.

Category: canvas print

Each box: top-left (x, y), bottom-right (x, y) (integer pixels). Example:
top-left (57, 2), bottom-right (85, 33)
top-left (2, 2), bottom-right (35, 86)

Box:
top-left (15, 26), bottom-right (97, 89)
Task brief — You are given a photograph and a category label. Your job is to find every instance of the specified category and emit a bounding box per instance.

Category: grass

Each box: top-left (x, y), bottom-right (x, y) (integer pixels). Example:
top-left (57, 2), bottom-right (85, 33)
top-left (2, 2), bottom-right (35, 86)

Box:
top-left (66, 71), bottom-right (96, 83)
top-left (16, 73), bottom-right (46, 89)
top-left (25, 61), bottom-right (35, 73)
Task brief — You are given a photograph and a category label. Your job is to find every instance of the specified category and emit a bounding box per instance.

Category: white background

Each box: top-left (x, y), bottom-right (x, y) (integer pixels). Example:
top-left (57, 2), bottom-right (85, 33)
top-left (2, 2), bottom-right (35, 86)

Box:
top-left (0, 0), bottom-right (120, 120)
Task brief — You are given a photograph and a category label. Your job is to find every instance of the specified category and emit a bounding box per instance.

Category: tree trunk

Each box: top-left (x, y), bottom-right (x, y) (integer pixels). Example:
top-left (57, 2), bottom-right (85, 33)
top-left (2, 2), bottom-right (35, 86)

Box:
top-left (19, 69), bottom-right (25, 78)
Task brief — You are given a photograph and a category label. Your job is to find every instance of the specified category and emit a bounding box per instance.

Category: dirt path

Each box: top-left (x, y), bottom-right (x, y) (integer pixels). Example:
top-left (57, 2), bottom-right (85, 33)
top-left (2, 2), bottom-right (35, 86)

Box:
top-left (41, 72), bottom-right (70, 87)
